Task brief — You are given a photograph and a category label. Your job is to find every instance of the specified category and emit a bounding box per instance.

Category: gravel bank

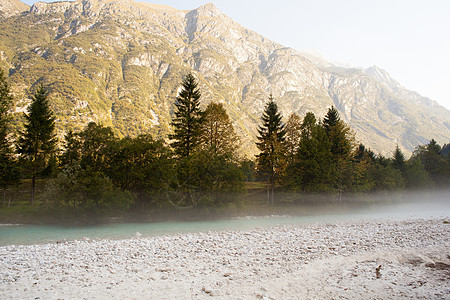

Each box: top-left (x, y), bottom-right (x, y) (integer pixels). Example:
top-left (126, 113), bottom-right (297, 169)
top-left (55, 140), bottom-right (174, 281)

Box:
top-left (1, 218), bottom-right (449, 299)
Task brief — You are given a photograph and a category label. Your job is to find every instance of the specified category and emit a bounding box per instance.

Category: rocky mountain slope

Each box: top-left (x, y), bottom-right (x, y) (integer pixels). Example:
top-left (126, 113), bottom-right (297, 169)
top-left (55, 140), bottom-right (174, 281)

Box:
top-left (0, 0), bottom-right (29, 19)
top-left (0, 0), bottom-right (449, 156)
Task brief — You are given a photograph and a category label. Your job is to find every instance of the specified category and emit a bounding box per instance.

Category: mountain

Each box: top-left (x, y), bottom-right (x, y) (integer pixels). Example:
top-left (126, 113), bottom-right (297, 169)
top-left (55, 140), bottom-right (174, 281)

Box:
top-left (0, 0), bottom-right (29, 19)
top-left (0, 0), bottom-right (449, 156)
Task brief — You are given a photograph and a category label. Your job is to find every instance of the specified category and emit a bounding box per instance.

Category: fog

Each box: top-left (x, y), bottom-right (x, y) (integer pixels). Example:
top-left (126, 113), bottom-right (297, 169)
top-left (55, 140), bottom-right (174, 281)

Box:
top-left (1, 189), bottom-right (448, 247)
top-left (335, 189), bottom-right (450, 219)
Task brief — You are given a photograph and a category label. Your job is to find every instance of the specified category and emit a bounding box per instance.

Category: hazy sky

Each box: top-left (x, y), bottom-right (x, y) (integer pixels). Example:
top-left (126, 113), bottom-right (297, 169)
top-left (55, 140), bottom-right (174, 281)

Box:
top-left (21, 0), bottom-right (450, 110)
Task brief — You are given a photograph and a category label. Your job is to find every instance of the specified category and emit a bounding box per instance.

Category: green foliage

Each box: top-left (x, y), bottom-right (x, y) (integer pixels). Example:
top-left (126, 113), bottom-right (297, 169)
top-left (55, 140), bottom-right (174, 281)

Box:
top-left (16, 85), bottom-right (57, 205)
top-left (371, 163), bottom-right (406, 191)
top-left (256, 96), bottom-right (286, 181)
top-left (282, 108), bottom-right (415, 194)
top-left (172, 100), bottom-right (244, 207)
top-left (199, 102), bottom-right (239, 158)
top-left (174, 150), bottom-right (244, 208)
top-left (285, 113), bottom-right (334, 192)
top-left (412, 139), bottom-right (449, 187)
top-left (240, 159), bottom-right (257, 182)
top-left (58, 122), bottom-right (175, 209)
top-left (284, 113), bottom-right (302, 163)
top-left (108, 134), bottom-right (174, 193)
top-left (0, 69), bottom-right (20, 192)
top-left (392, 145), bottom-right (406, 174)
top-left (404, 157), bottom-right (434, 189)
top-left (323, 106), bottom-right (340, 132)
top-left (78, 122), bottom-right (116, 172)
top-left (323, 106), bottom-right (354, 159)
top-left (59, 130), bottom-right (82, 167)
top-left (44, 164), bottom-right (134, 215)
top-left (256, 95), bottom-right (286, 205)
top-left (170, 73), bottom-right (203, 158)
top-left (17, 85), bottom-right (57, 159)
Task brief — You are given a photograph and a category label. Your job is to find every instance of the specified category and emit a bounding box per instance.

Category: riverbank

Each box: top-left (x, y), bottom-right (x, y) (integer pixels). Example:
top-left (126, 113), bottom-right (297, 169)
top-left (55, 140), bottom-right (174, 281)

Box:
top-left (1, 218), bottom-right (449, 299)
top-left (3, 189), bottom-right (448, 226)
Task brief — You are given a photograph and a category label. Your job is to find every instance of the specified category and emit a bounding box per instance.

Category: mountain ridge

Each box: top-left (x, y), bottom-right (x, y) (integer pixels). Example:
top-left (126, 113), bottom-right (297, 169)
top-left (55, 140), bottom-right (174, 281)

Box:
top-left (0, 0), bottom-right (448, 156)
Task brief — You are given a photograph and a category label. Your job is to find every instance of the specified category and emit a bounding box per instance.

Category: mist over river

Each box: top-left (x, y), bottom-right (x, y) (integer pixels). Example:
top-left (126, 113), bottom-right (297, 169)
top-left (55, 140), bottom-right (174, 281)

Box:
top-left (1, 190), bottom-right (449, 247)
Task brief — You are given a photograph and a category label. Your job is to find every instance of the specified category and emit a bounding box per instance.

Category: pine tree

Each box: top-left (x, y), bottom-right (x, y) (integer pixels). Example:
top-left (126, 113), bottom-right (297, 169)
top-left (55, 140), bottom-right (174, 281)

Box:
top-left (0, 70), bottom-right (13, 161)
top-left (322, 106), bottom-right (355, 194)
top-left (323, 106), bottom-right (354, 158)
top-left (285, 112), bottom-right (334, 192)
top-left (323, 106), bottom-right (340, 133)
top-left (17, 85), bottom-right (57, 205)
top-left (392, 144), bottom-right (406, 174)
top-left (170, 73), bottom-right (203, 158)
top-left (256, 95), bottom-right (286, 205)
top-left (413, 139), bottom-right (448, 186)
top-left (0, 69), bottom-right (20, 205)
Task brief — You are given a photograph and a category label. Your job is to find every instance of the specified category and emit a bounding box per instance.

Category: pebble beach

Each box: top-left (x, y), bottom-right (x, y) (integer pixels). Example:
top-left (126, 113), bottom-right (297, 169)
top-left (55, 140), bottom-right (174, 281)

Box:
top-left (1, 218), bottom-right (449, 299)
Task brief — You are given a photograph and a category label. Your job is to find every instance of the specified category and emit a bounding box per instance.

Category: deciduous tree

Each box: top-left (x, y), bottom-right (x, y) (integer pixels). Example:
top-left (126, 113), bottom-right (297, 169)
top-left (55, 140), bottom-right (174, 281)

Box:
top-left (284, 113), bottom-right (302, 163)
top-left (199, 102), bottom-right (239, 158)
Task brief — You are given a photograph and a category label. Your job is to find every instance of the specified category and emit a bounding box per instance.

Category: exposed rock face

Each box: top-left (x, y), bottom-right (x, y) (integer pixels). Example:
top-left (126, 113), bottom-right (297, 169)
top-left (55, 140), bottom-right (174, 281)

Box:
top-left (0, 0), bottom-right (29, 18)
top-left (0, 0), bottom-right (448, 155)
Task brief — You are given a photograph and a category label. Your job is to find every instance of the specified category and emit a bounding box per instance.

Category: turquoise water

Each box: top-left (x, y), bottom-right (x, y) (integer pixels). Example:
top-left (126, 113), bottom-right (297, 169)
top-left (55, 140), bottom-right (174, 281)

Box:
top-left (1, 195), bottom-right (449, 246)
top-left (0, 214), bottom-right (346, 246)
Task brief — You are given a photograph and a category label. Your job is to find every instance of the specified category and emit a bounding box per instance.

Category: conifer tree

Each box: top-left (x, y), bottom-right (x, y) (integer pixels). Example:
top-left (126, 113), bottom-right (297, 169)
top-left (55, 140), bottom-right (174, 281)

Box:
top-left (0, 70), bottom-right (20, 204)
top-left (392, 144), bottom-right (406, 174)
top-left (256, 95), bottom-right (285, 205)
top-left (323, 106), bottom-right (354, 158)
top-left (413, 139), bottom-right (448, 186)
top-left (323, 106), bottom-right (340, 133)
top-left (285, 112), bottom-right (334, 191)
top-left (322, 106), bottom-right (354, 194)
top-left (170, 73), bottom-right (203, 158)
top-left (17, 85), bottom-right (57, 205)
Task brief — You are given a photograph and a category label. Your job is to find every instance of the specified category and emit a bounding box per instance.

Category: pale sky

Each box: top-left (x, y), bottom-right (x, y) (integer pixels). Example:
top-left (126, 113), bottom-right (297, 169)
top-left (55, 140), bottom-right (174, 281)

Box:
top-left (21, 0), bottom-right (450, 110)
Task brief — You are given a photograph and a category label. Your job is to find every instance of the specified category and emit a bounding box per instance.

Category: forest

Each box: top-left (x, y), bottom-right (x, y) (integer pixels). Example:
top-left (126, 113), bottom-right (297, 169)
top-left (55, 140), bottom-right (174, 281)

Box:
top-left (1, 71), bottom-right (449, 223)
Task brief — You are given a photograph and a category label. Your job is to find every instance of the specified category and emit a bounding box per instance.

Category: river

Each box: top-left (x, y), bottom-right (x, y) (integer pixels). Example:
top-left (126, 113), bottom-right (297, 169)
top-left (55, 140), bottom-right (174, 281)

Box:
top-left (1, 191), bottom-right (449, 246)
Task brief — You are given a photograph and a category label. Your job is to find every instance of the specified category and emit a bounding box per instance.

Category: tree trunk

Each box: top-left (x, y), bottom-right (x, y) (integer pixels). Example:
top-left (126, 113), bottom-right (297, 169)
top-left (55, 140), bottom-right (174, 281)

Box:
top-left (31, 172), bottom-right (36, 206)
top-left (2, 188), bottom-right (6, 206)
top-left (270, 166), bottom-right (275, 206)
top-left (271, 180), bottom-right (274, 206)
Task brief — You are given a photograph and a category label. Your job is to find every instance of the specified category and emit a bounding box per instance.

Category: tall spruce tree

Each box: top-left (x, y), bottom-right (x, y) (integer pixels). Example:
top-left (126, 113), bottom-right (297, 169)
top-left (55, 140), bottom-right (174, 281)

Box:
top-left (0, 70), bottom-right (20, 204)
top-left (322, 106), bottom-right (354, 194)
top-left (256, 95), bottom-right (286, 205)
top-left (413, 139), bottom-right (448, 186)
top-left (323, 106), bottom-right (354, 158)
top-left (170, 73), bottom-right (203, 158)
top-left (285, 112), bottom-right (334, 192)
top-left (17, 85), bottom-right (57, 205)
top-left (392, 144), bottom-right (406, 174)
top-left (323, 106), bottom-right (340, 133)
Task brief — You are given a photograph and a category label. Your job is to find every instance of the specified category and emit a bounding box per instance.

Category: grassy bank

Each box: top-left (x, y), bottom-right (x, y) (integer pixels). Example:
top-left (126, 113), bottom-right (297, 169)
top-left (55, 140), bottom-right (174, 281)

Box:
top-left (1, 180), bottom-right (407, 225)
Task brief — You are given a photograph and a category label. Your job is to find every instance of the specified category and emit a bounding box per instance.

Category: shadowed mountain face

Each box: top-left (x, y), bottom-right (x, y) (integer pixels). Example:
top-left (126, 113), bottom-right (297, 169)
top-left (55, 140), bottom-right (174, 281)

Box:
top-left (1, 0), bottom-right (448, 155)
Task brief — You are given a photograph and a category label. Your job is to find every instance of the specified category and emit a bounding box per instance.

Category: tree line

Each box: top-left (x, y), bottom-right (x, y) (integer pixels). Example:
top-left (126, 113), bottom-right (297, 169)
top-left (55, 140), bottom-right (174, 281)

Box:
top-left (256, 98), bottom-right (449, 201)
top-left (1, 70), bottom-right (449, 218)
